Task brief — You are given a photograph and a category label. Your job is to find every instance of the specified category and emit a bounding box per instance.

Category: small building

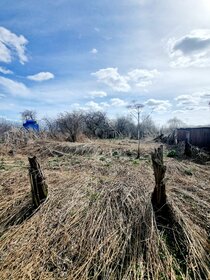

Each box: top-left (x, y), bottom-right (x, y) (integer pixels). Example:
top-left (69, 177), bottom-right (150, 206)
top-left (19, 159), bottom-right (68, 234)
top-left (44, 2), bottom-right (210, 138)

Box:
top-left (23, 119), bottom-right (39, 132)
top-left (177, 127), bottom-right (210, 150)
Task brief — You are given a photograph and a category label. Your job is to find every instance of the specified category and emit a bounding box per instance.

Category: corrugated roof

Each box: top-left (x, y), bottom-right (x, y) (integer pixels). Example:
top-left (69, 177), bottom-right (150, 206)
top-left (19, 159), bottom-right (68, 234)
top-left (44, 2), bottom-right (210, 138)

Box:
top-left (177, 126), bottom-right (210, 130)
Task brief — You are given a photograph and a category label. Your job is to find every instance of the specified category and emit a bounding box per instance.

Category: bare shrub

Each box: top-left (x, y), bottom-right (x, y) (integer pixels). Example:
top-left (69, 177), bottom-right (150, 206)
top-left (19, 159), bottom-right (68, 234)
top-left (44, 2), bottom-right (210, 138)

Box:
top-left (114, 116), bottom-right (136, 138)
top-left (56, 111), bottom-right (84, 142)
top-left (43, 118), bottom-right (61, 139)
top-left (21, 110), bottom-right (37, 121)
top-left (0, 118), bottom-right (12, 142)
top-left (84, 111), bottom-right (113, 139)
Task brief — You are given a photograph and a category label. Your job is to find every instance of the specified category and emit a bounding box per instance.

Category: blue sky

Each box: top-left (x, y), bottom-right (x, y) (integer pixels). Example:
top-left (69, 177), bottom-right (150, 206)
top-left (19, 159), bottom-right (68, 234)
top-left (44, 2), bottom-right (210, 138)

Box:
top-left (0, 0), bottom-right (210, 126)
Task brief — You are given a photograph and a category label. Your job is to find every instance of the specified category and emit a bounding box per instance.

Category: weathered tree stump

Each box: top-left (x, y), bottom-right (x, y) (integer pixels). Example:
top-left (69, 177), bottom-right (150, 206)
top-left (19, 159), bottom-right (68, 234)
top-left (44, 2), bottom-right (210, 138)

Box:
top-left (184, 139), bottom-right (192, 157)
top-left (151, 145), bottom-right (167, 210)
top-left (151, 146), bottom-right (190, 270)
top-left (28, 156), bottom-right (48, 208)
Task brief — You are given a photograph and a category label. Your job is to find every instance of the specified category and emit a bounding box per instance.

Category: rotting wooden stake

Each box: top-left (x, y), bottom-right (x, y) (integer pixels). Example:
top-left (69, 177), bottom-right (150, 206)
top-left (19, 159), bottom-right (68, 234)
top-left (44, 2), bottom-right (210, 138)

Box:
top-left (184, 139), bottom-right (192, 157)
top-left (151, 145), bottom-right (167, 210)
top-left (28, 156), bottom-right (48, 208)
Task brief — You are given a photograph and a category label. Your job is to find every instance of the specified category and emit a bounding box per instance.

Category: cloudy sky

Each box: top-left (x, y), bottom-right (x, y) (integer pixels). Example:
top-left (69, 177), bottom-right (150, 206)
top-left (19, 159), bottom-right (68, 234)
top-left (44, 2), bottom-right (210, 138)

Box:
top-left (0, 0), bottom-right (210, 126)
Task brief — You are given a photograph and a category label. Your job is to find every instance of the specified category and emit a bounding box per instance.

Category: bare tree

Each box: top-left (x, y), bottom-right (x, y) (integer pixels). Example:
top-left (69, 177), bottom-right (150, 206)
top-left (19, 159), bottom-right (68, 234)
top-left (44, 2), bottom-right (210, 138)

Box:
top-left (141, 115), bottom-right (158, 138)
top-left (56, 111), bottom-right (84, 142)
top-left (127, 102), bottom-right (144, 158)
top-left (114, 116), bottom-right (136, 138)
top-left (84, 111), bottom-right (111, 139)
top-left (167, 117), bottom-right (185, 132)
top-left (21, 110), bottom-right (37, 122)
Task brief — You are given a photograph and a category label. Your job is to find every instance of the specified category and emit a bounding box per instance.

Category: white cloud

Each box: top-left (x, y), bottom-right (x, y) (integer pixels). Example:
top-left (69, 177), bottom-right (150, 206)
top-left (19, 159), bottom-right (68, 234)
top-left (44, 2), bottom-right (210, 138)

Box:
top-left (168, 30), bottom-right (210, 67)
top-left (88, 90), bottom-right (107, 98)
top-left (0, 26), bottom-right (28, 64)
top-left (195, 91), bottom-right (210, 98)
top-left (175, 95), bottom-right (192, 101)
top-left (100, 102), bottom-right (110, 108)
top-left (90, 48), bottom-right (98, 54)
top-left (110, 98), bottom-right (128, 107)
top-left (0, 76), bottom-right (30, 97)
top-left (0, 41), bottom-right (11, 63)
top-left (172, 110), bottom-right (185, 114)
top-left (84, 98), bottom-right (127, 111)
top-left (92, 67), bottom-right (159, 92)
top-left (145, 99), bottom-right (172, 112)
top-left (0, 93), bottom-right (6, 98)
top-left (27, 72), bottom-right (54, 81)
top-left (175, 94), bottom-right (200, 106)
top-left (70, 103), bottom-right (80, 109)
top-left (174, 92), bottom-right (210, 110)
top-left (0, 66), bottom-right (13, 74)
top-left (85, 101), bottom-right (105, 111)
top-left (127, 69), bottom-right (160, 87)
top-left (173, 105), bottom-right (209, 114)
top-left (130, 0), bottom-right (153, 5)
top-left (91, 67), bottom-right (130, 92)
top-left (194, 106), bottom-right (209, 111)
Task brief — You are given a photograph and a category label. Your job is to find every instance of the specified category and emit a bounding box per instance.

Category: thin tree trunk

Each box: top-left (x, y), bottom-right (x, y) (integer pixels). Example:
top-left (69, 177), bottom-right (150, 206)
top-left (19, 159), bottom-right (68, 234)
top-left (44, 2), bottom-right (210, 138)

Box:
top-left (137, 110), bottom-right (140, 159)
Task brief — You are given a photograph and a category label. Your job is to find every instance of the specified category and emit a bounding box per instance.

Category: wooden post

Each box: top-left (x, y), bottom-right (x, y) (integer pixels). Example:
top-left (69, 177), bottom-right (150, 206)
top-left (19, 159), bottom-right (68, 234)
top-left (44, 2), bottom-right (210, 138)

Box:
top-left (184, 139), bottom-right (192, 157)
top-left (28, 156), bottom-right (48, 208)
top-left (151, 145), bottom-right (167, 210)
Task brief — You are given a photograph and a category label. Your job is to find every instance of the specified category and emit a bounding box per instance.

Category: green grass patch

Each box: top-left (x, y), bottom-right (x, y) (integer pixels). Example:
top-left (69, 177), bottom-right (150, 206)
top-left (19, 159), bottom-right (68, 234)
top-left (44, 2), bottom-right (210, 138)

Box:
top-left (167, 150), bottom-right (177, 158)
top-left (184, 168), bottom-right (193, 176)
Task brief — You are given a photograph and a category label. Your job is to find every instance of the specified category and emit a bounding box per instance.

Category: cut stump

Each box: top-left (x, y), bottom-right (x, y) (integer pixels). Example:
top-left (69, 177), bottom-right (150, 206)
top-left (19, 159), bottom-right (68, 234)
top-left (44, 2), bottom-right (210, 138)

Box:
top-left (28, 156), bottom-right (48, 208)
top-left (184, 139), bottom-right (192, 157)
top-left (151, 145), bottom-right (167, 210)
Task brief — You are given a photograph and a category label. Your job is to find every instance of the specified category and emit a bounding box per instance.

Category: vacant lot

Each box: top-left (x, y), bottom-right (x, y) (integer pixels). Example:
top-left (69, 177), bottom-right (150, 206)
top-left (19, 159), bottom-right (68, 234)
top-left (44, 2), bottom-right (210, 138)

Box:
top-left (0, 139), bottom-right (209, 280)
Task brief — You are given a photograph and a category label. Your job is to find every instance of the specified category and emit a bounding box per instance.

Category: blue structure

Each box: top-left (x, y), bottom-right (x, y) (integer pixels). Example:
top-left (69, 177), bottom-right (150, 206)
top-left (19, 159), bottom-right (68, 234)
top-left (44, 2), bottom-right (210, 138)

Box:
top-left (23, 119), bottom-right (39, 132)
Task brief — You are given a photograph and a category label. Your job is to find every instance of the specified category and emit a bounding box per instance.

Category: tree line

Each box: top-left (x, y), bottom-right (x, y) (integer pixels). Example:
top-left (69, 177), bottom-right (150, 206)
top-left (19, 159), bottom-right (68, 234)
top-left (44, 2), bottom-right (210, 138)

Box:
top-left (43, 110), bottom-right (160, 142)
top-left (0, 109), bottom-right (185, 143)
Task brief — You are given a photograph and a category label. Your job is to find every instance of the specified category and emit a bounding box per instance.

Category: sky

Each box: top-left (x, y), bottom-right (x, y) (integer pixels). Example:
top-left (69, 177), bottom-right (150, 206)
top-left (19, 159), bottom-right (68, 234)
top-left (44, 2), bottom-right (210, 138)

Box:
top-left (0, 0), bottom-right (210, 126)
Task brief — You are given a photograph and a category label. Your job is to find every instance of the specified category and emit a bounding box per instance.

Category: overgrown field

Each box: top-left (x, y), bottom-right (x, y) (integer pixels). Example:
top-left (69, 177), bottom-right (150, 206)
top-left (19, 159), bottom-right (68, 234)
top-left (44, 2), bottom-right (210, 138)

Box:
top-left (0, 139), bottom-right (209, 280)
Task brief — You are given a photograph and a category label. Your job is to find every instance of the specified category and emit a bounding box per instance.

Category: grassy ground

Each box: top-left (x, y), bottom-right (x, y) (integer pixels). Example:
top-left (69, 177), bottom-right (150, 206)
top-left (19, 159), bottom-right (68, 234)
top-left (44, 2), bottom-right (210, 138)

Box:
top-left (0, 139), bottom-right (209, 280)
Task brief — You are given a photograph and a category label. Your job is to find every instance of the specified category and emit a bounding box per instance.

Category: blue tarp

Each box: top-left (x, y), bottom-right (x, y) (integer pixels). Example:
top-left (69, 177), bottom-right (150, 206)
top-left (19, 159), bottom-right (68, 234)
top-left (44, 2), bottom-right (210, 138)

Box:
top-left (23, 120), bottom-right (39, 132)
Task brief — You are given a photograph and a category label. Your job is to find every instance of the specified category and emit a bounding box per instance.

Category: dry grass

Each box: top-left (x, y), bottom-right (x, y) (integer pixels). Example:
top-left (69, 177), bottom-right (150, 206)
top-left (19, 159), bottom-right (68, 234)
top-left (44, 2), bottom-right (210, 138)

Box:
top-left (0, 139), bottom-right (209, 279)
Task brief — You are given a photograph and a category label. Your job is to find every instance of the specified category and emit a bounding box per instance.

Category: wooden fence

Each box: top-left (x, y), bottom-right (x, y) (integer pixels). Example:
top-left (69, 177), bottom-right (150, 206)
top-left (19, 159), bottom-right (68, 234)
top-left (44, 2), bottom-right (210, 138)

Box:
top-left (177, 127), bottom-right (210, 150)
